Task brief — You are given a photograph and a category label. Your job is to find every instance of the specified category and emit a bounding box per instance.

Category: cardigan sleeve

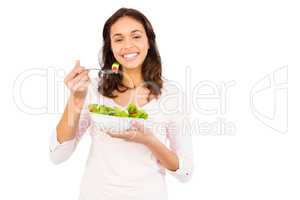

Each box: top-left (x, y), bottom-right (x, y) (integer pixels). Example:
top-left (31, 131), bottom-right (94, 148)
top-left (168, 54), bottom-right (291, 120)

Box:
top-left (160, 82), bottom-right (194, 183)
top-left (49, 107), bottom-right (91, 164)
top-left (165, 113), bottom-right (194, 183)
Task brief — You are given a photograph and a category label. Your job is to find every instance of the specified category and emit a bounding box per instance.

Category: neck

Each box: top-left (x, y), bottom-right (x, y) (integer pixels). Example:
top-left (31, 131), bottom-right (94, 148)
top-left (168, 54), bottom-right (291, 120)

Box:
top-left (122, 67), bottom-right (144, 89)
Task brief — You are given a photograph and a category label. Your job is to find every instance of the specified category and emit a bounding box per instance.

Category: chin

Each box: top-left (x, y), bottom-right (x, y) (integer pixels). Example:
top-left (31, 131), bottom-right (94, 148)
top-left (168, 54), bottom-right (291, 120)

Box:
top-left (121, 62), bottom-right (143, 70)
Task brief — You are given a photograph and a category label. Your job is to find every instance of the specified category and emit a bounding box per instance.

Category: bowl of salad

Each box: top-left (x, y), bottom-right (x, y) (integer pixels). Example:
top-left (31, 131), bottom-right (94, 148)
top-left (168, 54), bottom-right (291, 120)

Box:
top-left (88, 103), bottom-right (149, 132)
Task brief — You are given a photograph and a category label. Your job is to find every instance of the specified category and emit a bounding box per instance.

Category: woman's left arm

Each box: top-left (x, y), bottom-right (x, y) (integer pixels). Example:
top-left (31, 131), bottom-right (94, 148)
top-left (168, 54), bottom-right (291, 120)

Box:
top-left (135, 117), bottom-right (194, 183)
top-left (145, 134), bottom-right (180, 171)
top-left (105, 118), bottom-right (194, 183)
top-left (163, 117), bottom-right (194, 183)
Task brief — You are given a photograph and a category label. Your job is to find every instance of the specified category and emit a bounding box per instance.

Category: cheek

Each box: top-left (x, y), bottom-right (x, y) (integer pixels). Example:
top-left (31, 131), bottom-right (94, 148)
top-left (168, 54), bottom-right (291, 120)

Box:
top-left (111, 45), bottom-right (121, 58)
top-left (138, 41), bottom-right (149, 55)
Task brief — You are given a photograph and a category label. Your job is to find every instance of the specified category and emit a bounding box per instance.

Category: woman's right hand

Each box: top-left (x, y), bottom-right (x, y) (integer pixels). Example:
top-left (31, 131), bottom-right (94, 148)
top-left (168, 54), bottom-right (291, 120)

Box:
top-left (64, 60), bottom-right (90, 108)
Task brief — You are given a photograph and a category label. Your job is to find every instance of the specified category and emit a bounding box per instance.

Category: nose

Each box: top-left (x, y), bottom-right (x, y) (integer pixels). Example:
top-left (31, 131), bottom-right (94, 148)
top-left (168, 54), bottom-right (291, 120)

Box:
top-left (123, 37), bottom-right (134, 49)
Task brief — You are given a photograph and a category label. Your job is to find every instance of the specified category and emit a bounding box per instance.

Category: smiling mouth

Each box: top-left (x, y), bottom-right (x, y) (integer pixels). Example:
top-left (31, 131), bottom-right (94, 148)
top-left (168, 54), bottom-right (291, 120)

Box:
top-left (122, 52), bottom-right (139, 61)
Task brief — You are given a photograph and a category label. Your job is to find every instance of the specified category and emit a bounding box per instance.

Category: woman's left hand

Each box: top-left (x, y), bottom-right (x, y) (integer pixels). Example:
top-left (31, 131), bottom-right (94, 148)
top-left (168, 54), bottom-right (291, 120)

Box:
top-left (104, 120), bottom-right (154, 145)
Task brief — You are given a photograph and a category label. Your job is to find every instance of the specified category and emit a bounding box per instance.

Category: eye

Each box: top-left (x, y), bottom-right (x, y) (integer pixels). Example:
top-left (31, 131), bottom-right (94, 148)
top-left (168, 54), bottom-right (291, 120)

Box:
top-left (114, 38), bottom-right (123, 42)
top-left (133, 35), bottom-right (141, 39)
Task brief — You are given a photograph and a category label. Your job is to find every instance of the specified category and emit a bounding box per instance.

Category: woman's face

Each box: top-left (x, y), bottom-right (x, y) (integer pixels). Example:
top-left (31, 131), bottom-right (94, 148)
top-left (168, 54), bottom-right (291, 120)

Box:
top-left (110, 16), bottom-right (149, 71)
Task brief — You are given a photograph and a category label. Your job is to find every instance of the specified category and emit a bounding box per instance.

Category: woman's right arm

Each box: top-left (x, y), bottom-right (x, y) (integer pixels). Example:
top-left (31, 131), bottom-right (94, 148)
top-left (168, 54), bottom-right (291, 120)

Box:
top-left (49, 60), bottom-right (91, 164)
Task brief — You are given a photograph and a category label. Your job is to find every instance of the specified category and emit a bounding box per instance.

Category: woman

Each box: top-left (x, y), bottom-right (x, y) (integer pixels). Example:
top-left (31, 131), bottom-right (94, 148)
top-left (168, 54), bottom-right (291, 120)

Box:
top-left (49, 8), bottom-right (193, 200)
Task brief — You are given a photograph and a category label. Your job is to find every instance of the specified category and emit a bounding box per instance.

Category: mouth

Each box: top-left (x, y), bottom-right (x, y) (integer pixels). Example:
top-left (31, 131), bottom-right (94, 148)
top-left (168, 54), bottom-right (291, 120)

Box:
top-left (122, 52), bottom-right (139, 62)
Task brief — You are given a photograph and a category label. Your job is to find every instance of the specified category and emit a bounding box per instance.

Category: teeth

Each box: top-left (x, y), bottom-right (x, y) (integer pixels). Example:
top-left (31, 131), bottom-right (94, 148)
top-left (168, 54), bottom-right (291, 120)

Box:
top-left (123, 53), bottom-right (138, 58)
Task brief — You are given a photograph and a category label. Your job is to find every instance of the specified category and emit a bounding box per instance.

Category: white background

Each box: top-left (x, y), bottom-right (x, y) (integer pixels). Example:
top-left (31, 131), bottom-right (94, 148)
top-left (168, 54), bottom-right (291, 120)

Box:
top-left (1, 0), bottom-right (300, 199)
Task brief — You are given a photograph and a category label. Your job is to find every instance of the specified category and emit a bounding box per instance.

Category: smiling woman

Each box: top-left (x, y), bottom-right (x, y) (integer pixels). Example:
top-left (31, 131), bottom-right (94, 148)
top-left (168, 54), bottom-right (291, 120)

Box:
top-left (99, 8), bottom-right (163, 100)
top-left (49, 7), bottom-right (194, 200)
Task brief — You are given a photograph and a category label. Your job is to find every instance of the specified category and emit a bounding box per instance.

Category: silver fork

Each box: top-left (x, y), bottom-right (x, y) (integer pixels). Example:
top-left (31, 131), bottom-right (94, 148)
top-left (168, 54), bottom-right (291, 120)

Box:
top-left (86, 67), bottom-right (119, 75)
top-left (86, 67), bottom-right (102, 71)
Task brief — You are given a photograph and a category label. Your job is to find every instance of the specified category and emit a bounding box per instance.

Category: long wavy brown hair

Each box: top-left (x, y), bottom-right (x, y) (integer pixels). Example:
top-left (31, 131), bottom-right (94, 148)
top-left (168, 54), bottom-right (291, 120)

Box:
top-left (98, 8), bottom-right (163, 101)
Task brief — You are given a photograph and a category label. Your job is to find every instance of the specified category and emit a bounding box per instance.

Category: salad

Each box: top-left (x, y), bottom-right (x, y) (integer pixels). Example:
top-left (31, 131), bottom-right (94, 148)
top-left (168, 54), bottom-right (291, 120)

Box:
top-left (88, 103), bottom-right (148, 119)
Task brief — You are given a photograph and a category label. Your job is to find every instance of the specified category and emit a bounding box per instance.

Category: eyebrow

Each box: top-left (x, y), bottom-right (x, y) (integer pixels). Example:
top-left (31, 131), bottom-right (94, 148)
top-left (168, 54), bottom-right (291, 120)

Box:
top-left (112, 29), bottom-right (143, 38)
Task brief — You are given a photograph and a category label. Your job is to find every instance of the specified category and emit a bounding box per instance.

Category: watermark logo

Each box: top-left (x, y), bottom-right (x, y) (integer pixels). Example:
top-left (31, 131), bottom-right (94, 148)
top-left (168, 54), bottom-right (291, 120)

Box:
top-left (12, 64), bottom-right (288, 136)
top-left (13, 67), bottom-right (67, 115)
top-left (249, 66), bottom-right (288, 134)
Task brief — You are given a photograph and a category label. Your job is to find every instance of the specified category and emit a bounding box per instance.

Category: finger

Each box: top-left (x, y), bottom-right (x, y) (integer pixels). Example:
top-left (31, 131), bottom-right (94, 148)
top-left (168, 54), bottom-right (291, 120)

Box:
top-left (64, 60), bottom-right (86, 84)
top-left (75, 79), bottom-right (90, 92)
top-left (105, 129), bottom-right (122, 138)
top-left (108, 130), bottom-right (133, 140)
top-left (71, 74), bottom-right (89, 89)
top-left (64, 67), bottom-right (86, 85)
top-left (103, 128), bottom-right (112, 134)
top-left (73, 73), bottom-right (89, 85)
top-left (72, 80), bottom-right (89, 92)
top-left (104, 129), bottom-right (114, 137)
top-left (70, 70), bottom-right (89, 85)
top-left (67, 71), bottom-right (89, 89)
top-left (105, 131), bottom-right (113, 137)
top-left (75, 59), bottom-right (80, 67)
top-left (127, 130), bottom-right (137, 141)
top-left (131, 120), bottom-right (144, 131)
top-left (106, 132), bottom-right (124, 139)
top-left (118, 130), bottom-right (135, 140)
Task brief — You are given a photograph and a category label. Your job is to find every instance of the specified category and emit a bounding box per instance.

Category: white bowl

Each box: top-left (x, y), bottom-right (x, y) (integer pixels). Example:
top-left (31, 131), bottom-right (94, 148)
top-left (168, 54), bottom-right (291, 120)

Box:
top-left (89, 112), bottom-right (146, 132)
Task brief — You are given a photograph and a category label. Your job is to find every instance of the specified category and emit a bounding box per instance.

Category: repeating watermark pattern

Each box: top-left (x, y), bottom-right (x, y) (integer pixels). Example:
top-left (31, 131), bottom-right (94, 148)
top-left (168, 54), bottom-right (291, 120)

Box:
top-left (13, 65), bottom-right (288, 136)
top-left (249, 66), bottom-right (288, 134)
top-left (13, 67), bottom-right (68, 115)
